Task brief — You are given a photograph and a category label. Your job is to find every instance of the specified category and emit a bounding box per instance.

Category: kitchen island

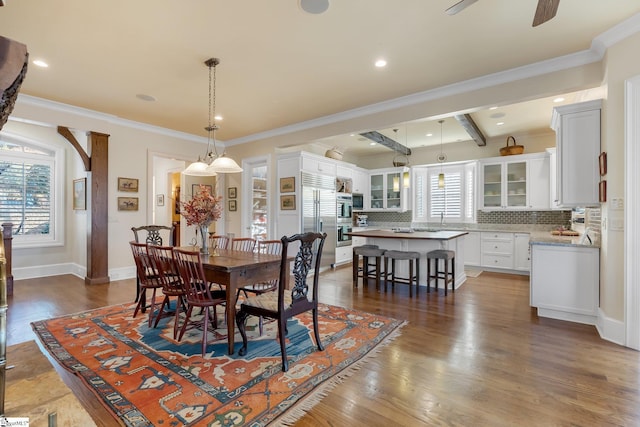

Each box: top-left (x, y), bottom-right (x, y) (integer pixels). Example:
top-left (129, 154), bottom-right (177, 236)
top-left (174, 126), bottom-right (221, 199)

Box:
top-left (347, 229), bottom-right (468, 290)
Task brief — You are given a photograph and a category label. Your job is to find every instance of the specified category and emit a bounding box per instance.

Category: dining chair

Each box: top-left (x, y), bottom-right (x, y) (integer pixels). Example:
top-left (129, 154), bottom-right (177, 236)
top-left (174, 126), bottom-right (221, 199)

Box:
top-left (231, 237), bottom-right (256, 252)
top-left (236, 232), bottom-right (327, 371)
top-left (209, 234), bottom-right (230, 250)
top-left (173, 247), bottom-right (228, 357)
top-left (148, 245), bottom-right (186, 339)
top-left (235, 239), bottom-right (283, 334)
top-left (131, 224), bottom-right (175, 305)
top-left (129, 242), bottom-right (164, 327)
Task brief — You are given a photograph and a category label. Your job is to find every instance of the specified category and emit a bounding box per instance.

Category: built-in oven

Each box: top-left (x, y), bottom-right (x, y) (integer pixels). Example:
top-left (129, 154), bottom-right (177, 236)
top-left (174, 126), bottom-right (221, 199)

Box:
top-left (337, 194), bottom-right (353, 221)
top-left (337, 223), bottom-right (353, 247)
top-left (352, 193), bottom-right (364, 211)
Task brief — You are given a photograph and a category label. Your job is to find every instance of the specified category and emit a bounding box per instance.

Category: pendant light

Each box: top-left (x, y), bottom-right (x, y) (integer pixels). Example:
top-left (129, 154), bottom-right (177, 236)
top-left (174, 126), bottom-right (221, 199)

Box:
top-left (437, 120), bottom-right (446, 188)
top-left (183, 57), bottom-right (243, 176)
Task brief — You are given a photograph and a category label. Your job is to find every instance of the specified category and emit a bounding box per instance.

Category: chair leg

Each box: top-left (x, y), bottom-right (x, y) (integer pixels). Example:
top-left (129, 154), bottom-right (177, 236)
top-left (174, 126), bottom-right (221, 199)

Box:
top-left (352, 251), bottom-right (358, 287)
top-left (278, 317), bottom-right (289, 372)
top-left (451, 257), bottom-right (455, 293)
top-left (153, 295), bottom-right (170, 329)
top-left (416, 258), bottom-right (420, 295)
top-left (147, 288), bottom-right (159, 327)
top-left (172, 297), bottom-right (182, 340)
top-left (443, 259), bottom-right (448, 296)
top-left (201, 307), bottom-right (210, 357)
top-left (426, 258), bottom-right (431, 293)
top-left (312, 307), bottom-right (324, 351)
top-left (408, 260), bottom-right (413, 297)
top-left (236, 310), bottom-right (250, 356)
top-left (178, 305), bottom-right (194, 341)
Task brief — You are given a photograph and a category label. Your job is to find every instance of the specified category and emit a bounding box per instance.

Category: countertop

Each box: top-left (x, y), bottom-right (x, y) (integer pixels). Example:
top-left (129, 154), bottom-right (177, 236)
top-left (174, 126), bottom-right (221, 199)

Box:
top-left (528, 231), bottom-right (599, 249)
top-left (347, 229), bottom-right (468, 241)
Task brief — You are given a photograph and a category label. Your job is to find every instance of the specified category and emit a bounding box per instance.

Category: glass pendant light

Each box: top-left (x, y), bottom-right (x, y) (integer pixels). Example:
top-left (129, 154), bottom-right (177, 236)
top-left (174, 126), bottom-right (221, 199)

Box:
top-left (437, 120), bottom-right (446, 188)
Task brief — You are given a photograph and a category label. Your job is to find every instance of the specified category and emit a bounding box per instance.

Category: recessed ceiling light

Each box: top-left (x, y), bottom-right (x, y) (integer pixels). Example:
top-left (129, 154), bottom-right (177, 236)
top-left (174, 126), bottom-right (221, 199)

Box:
top-left (426, 133), bottom-right (433, 137)
top-left (214, 115), bottom-right (223, 121)
top-left (489, 106), bottom-right (498, 110)
top-left (350, 133), bottom-right (355, 137)
top-left (369, 142), bottom-right (376, 146)
top-left (33, 60), bottom-right (48, 68)
top-left (136, 94), bottom-right (156, 102)
top-left (553, 97), bottom-right (565, 103)
top-left (496, 122), bottom-right (505, 126)
top-left (490, 112), bottom-right (505, 119)
top-left (375, 59), bottom-right (387, 68)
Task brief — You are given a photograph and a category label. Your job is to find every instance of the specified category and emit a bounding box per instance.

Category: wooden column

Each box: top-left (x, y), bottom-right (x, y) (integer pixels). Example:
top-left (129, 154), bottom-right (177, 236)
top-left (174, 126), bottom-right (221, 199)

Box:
top-left (0, 224), bottom-right (12, 297)
top-left (86, 132), bottom-right (110, 285)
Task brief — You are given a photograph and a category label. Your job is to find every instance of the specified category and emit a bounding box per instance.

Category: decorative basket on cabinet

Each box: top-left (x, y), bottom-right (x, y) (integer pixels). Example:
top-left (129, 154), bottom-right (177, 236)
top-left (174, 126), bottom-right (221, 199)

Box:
top-left (499, 136), bottom-right (524, 156)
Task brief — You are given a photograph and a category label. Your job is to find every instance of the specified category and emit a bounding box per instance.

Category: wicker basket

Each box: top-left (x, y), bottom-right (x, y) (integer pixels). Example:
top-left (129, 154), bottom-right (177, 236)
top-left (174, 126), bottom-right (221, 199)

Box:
top-left (499, 136), bottom-right (524, 156)
top-left (325, 147), bottom-right (343, 160)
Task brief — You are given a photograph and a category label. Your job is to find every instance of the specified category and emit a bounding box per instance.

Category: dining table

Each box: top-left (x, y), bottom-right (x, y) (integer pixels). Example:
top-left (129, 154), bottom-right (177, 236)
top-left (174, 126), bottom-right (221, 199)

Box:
top-left (178, 246), bottom-right (287, 355)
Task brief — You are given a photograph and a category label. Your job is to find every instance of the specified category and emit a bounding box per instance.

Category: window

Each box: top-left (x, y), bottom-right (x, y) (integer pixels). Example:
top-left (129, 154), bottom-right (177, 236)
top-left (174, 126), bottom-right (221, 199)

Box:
top-left (0, 133), bottom-right (65, 247)
top-left (413, 161), bottom-right (476, 224)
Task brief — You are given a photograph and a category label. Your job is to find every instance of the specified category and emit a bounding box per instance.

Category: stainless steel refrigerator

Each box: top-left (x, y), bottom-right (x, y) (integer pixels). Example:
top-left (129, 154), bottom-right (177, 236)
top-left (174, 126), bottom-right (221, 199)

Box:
top-left (301, 172), bottom-right (336, 269)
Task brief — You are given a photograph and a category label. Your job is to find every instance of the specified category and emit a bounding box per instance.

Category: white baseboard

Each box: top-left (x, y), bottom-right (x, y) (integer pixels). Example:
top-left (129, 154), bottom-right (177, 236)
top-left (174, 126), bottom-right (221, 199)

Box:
top-left (13, 263), bottom-right (136, 283)
top-left (596, 308), bottom-right (626, 346)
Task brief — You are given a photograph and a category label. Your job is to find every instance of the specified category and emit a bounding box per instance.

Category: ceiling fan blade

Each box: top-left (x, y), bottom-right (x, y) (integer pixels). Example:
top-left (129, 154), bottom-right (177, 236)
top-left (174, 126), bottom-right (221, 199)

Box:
top-left (445, 0), bottom-right (479, 16)
top-left (532, 0), bottom-right (559, 27)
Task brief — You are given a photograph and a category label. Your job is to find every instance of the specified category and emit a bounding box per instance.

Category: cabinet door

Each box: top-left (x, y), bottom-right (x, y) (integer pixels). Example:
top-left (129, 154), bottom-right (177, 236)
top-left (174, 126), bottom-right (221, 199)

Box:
top-left (386, 172), bottom-right (402, 209)
top-left (527, 157), bottom-right (550, 209)
top-left (370, 174), bottom-right (384, 209)
top-left (464, 232), bottom-right (481, 266)
top-left (482, 163), bottom-right (503, 208)
top-left (505, 161), bottom-right (527, 208)
top-left (514, 233), bottom-right (530, 271)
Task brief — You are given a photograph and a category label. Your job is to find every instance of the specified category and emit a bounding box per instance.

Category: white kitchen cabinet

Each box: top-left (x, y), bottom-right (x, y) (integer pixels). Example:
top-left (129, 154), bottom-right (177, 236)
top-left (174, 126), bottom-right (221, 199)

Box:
top-left (335, 245), bottom-right (352, 266)
top-left (368, 167), bottom-right (410, 212)
top-left (550, 99), bottom-right (602, 208)
top-left (479, 153), bottom-right (549, 210)
top-left (301, 153), bottom-right (337, 177)
top-left (352, 168), bottom-right (369, 194)
top-left (481, 232), bottom-right (514, 269)
top-left (514, 233), bottom-right (530, 271)
top-left (530, 243), bottom-right (599, 325)
top-left (464, 231), bottom-right (481, 266)
top-left (546, 147), bottom-right (562, 210)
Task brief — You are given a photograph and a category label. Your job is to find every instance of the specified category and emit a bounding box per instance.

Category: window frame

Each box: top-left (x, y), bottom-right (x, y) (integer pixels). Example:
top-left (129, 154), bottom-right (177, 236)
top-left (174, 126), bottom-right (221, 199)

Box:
top-left (0, 131), bottom-right (65, 248)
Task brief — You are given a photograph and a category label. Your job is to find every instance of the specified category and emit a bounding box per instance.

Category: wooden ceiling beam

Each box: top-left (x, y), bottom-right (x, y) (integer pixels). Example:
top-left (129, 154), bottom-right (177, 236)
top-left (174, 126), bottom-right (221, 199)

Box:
top-left (454, 114), bottom-right (487, 146)
top-left (359, 131), bottom-right (411, 155)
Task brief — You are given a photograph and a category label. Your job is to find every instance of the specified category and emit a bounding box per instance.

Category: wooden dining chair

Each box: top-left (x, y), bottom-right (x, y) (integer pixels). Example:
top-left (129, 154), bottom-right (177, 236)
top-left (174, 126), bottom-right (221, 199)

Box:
top-left (231, 237), bottom-right (256, 252)
top-left (208, 234), bottom-right (230, 250)
top-left (131, 224), bottom-right (175, 305)
top-left (148, 245), bottom-right (186, 339)
top-left (173, 247), bottom-right (228, 356)
top-left (236, 232), bottom-right (327, 371)
top-left (235, 240), bottom-right (283, 334)
top-left (129, 242), bottom-right (164, 327)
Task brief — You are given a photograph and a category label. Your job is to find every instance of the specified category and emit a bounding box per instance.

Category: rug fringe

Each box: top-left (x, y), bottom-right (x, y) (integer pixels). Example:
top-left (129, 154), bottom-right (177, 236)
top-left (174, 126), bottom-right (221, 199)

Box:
top-left (272, 319), bottom-right (408, 426)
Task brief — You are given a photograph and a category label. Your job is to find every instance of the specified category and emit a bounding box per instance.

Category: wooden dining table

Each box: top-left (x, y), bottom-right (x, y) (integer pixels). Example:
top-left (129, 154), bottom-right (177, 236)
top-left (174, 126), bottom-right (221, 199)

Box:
top-left (178, 246), bottom-right (287, 355)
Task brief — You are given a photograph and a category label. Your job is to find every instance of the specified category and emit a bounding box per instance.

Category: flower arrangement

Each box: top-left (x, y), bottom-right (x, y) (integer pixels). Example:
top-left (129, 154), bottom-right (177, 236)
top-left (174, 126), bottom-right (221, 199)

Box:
top-left (180, 184), bottom-right (223, 227)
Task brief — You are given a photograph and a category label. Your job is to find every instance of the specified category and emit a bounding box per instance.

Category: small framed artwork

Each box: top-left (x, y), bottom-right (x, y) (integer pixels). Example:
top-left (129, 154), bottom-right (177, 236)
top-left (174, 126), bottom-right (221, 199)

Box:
top-left (280, 194), bottom-right (296, 210)
top-left (228, 187), bottom-right (237, 199)
top-left (280, 177), bottom-right (295, 193)
top-left (599, 180), bottom-right (607, 203)
top-left (118, 197), bottom-right (139, 211)
top-left (156, 194), bottom-right (165, 206)
top-left (192, 184), bottom-right (213, 197)
top-left (73, 178), bottom-right (86, 210)
top-left (118, 177), bottom-right (139, 192)
top-left (599, 152), bottom-right (607, 176)
top-left (228, 199), bottom-right (237, 211)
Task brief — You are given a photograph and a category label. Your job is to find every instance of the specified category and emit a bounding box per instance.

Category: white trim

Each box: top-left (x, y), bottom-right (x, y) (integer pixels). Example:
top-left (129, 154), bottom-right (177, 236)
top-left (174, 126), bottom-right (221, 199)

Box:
top-left (12, 262), bottom-right (135, 282)
top-left (624, 76), bottom-right (640, 350)
top-left (241, 155), bottom-right (272, 239)
top-left (597, 308), bottom-right (626, 346)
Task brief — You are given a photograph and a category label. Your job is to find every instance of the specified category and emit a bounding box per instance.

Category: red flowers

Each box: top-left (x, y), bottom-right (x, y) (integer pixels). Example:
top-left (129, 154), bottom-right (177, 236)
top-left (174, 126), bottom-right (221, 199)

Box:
top-left (180, 184), bottom-right (223, 227)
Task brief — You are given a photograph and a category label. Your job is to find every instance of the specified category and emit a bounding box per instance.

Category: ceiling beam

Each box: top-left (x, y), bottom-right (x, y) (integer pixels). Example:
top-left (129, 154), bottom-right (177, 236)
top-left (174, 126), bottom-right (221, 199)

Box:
top-left (454, 114), bottom-right (487, 146)
top-left (359, 131), bottom-right (411, 155)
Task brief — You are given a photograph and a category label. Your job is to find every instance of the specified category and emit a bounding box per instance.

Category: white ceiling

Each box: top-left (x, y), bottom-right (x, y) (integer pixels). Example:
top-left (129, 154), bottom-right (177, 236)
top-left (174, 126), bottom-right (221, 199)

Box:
top-left (1, 1), bottom-right (639, 156)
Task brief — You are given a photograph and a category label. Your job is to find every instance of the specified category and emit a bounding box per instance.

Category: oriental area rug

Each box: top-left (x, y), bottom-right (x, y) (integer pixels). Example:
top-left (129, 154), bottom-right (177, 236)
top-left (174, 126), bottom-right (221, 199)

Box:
top-left (32, 302), bottom-right (405, 426)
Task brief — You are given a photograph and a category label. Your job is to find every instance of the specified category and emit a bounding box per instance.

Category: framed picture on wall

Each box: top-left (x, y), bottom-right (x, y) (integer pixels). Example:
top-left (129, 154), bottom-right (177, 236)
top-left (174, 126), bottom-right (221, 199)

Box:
top-left (280, 194), bottom-right (295, 210)
top-left (118, 177), bottom-right (138, 192)
top-left (229, 199), bottom-right (237, 211)
top-left (156, 194), bottom-right (165, 206)
top-left (280, 177), bottom-right (295, 193)
top-left (118, 197), bottom-right (139, 211)
top-left (228, 187), bottom-right (237, 199)
top-left (73, 178), bottom-right (86, 210)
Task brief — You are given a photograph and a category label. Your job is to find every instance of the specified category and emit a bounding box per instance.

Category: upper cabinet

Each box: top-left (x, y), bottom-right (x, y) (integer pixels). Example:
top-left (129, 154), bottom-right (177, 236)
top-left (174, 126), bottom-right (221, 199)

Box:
top-left (551, 99), bottom-right (602, 208)
top-left (368, 167), bottom-right (410, 212)
top-left (479, 153), bottom-right (549, 210)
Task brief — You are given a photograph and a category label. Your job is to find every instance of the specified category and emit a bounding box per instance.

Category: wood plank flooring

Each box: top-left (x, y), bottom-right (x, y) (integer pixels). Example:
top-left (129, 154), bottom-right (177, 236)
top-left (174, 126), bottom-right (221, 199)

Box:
top-left (7, 268), bottom-right (640, 426)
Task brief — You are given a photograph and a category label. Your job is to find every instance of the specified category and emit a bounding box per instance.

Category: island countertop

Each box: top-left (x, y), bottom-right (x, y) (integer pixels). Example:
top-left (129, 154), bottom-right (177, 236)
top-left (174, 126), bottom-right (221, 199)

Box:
top-left (347, 229), bottom-right (468, 241)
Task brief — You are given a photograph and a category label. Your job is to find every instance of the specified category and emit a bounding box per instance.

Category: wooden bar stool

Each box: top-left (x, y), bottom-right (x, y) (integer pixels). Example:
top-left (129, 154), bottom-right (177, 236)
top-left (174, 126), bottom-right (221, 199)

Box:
top-left (383, 250), bottom-right (421, 296)
top-left (352, 244), bottom-right (379, 287)
top-left (355, 247), bottom-right (386, 290)
top-left (426, 249), bottom-right (456, 295)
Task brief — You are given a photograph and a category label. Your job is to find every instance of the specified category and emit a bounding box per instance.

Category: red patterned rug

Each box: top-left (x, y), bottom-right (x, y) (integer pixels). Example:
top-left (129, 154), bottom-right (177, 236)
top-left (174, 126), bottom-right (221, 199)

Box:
top-left (32, 302), bottom-right (405, 426)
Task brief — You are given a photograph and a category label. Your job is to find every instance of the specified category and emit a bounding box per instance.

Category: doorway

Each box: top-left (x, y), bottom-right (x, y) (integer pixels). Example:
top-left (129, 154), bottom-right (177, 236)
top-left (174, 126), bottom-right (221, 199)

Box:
top-left (242, 156), bottom-right (271, 240)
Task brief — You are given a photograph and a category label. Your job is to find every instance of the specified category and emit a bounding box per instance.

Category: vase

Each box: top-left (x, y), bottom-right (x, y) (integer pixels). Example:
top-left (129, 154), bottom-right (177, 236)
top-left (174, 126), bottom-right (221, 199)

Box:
top-left (198, 224), bottom-right (209, 255)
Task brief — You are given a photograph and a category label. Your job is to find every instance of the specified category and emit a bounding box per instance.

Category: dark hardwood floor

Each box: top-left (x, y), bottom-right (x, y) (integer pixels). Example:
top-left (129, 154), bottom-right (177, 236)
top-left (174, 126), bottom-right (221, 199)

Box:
top-left (8, 268), bottom-right (640, 426)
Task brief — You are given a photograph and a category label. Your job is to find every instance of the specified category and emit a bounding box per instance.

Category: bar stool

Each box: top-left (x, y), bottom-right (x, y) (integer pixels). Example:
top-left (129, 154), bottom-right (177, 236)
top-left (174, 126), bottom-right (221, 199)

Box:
top-left (426, 249), bottom-right (456, 295)
top-left (354, 247), bottom-right (386, 290)
top-left (383, 250), bottom-right (421, 296)
top-left (352, 244), bottom-right (379, 287)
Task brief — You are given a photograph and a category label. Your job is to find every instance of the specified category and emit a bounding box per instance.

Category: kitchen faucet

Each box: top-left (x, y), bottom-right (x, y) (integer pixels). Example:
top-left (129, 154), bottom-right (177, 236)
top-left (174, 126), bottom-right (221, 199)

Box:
top-left (440, 212), bottom-right (444, 228)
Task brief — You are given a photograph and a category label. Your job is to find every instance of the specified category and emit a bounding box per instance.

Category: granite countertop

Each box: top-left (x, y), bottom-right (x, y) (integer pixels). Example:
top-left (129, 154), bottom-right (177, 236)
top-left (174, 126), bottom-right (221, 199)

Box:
top-left (347, 228), bottom-right (468, 240)
top-left (528, 231), bottom-right (600, 249)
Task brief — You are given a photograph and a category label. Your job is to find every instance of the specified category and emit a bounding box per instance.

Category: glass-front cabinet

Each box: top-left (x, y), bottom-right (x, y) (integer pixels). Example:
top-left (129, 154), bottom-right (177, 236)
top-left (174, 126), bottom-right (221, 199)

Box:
top-left (481, 160), bottom-right (527, 209)
top-left (251, 167), bottom-right (268, 240)
top-left (368, 167), bottom-right (409, 211)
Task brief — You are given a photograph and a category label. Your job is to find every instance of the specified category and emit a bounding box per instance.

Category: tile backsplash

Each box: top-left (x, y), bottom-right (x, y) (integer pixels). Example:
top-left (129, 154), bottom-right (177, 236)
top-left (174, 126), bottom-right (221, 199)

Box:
top-left (476, 210), bottom-right (572, 226)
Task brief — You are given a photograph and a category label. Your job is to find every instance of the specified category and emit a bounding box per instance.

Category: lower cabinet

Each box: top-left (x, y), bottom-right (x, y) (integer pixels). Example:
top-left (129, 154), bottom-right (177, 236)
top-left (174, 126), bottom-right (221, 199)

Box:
top-left (335, 245), bottom-right (352, 266)
top-left (464, 232), bottom-right (481, 266)
top-left (481, 232), bottom-right (514, 269)
top-left (530, 244), bottom-right (599, 325)
top-left (514, 233), bottom-right (531, 271)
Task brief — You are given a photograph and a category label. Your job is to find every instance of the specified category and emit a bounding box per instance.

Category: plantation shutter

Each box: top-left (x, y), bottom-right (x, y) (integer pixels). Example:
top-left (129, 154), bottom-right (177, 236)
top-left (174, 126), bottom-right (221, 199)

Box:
top-left (429, 169), bottom-right (462, 219)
